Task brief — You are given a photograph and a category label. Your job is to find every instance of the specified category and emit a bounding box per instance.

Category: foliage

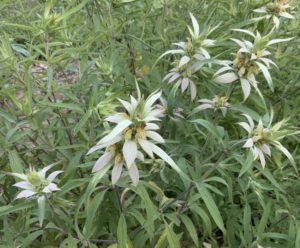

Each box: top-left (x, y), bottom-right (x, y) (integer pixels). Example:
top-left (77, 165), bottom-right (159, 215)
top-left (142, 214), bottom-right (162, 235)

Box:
top-left (0, 0), bottom-right (300, 247)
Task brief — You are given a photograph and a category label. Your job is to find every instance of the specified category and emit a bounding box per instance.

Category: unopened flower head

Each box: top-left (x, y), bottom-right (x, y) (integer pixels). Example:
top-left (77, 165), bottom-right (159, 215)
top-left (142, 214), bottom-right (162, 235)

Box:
top-left (239, 114), bottom-right (296, 168)
top-left (10, 164), bottom-right (62, 200)
top-left (195, 95), bottom-right (230, 116)
top-left (88, 87), bottom-right (180, 186)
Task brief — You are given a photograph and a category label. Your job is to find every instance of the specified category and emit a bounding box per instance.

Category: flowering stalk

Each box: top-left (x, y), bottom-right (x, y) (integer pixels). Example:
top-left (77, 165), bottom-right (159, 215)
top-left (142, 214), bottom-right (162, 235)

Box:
top-left (214, 29), bottom-right (293, 100)
top-left (238, 114), bottom-right (297, 168)
top-left (88, 85), bottom-right (188, 186)
top-left (159, 13), bottom-right (217, 100)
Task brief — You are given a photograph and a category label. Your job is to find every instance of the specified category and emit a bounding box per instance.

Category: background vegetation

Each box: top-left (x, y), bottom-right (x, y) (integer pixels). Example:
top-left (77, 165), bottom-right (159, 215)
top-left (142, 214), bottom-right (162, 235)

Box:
top-left (0, 0), bottom-right (300, 247)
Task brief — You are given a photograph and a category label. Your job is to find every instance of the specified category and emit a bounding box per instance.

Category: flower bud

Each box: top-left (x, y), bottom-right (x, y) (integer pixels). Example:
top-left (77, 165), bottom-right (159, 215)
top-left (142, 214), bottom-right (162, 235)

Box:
top-left (27, 170), bottom-right (43, 187)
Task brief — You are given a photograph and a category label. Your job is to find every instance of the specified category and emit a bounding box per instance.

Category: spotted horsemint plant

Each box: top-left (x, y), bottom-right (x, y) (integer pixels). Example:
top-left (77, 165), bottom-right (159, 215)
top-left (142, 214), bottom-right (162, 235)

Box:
top-left (254, 0), bottom-right (295, 29)
top-left (214, 29), bottom-right (293, 99)
top-left (195, 95), bottom-right (230, 116)
top-left (238, 114), bottom-right (297, 168)
top-left (160, 13), bottom-right (217, 100)
top-left (88, 86), bottom-right (186, 186)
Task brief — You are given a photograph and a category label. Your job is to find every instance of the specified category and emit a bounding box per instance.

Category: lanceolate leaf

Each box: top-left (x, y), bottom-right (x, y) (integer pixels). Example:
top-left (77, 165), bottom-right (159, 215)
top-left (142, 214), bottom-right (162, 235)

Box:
top-left (196, 183), bottom-right (226, 233)
top-left (117, 214), bottom-right (127, 248)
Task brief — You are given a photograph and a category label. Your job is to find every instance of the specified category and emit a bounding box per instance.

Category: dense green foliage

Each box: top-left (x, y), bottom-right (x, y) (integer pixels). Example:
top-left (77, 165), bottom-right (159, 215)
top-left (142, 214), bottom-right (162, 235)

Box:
top-left (0, 0), bottom-right (300, 247)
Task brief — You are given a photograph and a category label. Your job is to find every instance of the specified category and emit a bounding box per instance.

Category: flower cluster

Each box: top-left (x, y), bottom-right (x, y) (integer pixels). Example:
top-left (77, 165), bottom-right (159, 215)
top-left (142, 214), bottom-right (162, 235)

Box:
top-left (161, 13), bottom-right (217, 100)
top-left (88, 88), bottom-right (179, 185)
top-left (239, 114), bottom-right (297, 167)
top-left (214, 29), bottom-right (292, 99)
top-left (254, 0), bottom-right (295, 29)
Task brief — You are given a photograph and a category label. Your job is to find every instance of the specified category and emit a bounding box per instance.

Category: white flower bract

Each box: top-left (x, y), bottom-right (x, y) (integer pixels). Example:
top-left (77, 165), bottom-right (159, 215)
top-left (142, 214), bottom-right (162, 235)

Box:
top-left (88, 89), bottom-right (182, 186)
top-left (10, 164), bottom-right (62, 200)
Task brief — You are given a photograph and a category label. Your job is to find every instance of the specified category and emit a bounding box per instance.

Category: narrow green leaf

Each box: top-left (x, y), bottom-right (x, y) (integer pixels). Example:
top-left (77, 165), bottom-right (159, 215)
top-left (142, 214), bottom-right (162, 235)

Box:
top-left (165, 223), bottom-right (181, 248)
top-left (181, 214), bottom-right (199, 247)
top-left (191, 119), bottom-right (223, 140)
top-left (196, 183), bottom-right (225, 233)
top-left (117, 214), bottom-right (127, 248)
top-left (257, 201), bottom-right (271, 238)
top-left (8, 150), bottom-right (23, 174)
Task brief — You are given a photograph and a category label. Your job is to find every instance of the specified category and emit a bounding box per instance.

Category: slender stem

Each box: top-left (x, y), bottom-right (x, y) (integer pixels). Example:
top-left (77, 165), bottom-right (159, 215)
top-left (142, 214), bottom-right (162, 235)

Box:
top-left (114, 186), bottom-right (124, 214)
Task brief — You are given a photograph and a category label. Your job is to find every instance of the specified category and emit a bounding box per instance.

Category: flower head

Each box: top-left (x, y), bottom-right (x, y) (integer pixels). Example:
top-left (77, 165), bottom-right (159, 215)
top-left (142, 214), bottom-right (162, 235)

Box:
top-left (238, 114), bottom-right (297, 168)
top-left (254, 0), bottom-right (295, 29)
top-left (163, 61), bottom-right (197, 100)
top-left (195, 95), bottom-right (230, 116)
top-left (88, 88), bottom-right (177, 186)
top-left (159, 13), bottom-right (217, 100)
top-left (10, 164), bottom-right (62, 199)
top-left (214, 29), bottom-right (293, 99)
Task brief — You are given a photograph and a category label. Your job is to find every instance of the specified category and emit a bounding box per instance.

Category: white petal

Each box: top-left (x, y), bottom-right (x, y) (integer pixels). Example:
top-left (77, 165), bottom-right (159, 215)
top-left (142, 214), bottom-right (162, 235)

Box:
top-left (190, 80), bottom-right (197, 100)
top-left (16, 190), bottom-right (36, 199)
top-left (258, 149), bottom-right (266, 168)
top-left (144, 123), bottom-right (159, 130)
top-left (43, 183), bottom-right (59, 193)
top-left (168, 73), bottom-right (181, 83)
top-left (112, 161), bottom-right (123, 185)
top-left (181, 78), bottom-right (189, 92)
top-left (267, 37), bottom-right (294, 46)
top-left (238, 122), bottom-right (252, 133)
top-left (279, 12), bottom-right (294, 19)
top-left (253, 7), bottom-right (266, 13)
top-left (128, 163), bottom-right (139, 186)
top-left (122, 140), bottom-right (138, 167)
top-left (214, 66), bottom-right (233, 76)
top-left (273, 16), bottom-right (280, 29)
top-left (92, 152), bottom-right (113, 173)
top-left (252, 147), bottom-right (259, 160)
top-left (243, 138), bottom-right (254, 148)
top-left (232, 29), bottom-right (255, 38)
top-left (87, 136), bottom-right (122, 155)
top-left (242, 114), bottom-right (254, 129)
top-left (10, 173), bottom-right (27, 180)
top-left (105, 115), bottom-right (124, 123)
top-left (189, 12), bottom-right (199, 37)
top-left (118, 99), bottom-right (133, 114)
top-left (230, 38), bottom-right (246, 48)
top-left (145, 91), bottom-right (162, 113)
top-left (261, 144), bottom-right (271, 156)
top-left (145, 131), bottom-right (165, 143)
top-left (138, 139), bottom-right (154, 158)
top-left (199, 48), bottom-right (210, 59)
top-left (38, 164), bottom-right (56, 179)
top-left (214, 72), bottom-right (238, 83)
top-left (137, 151), bottom-right (144, 161)
top-left (256, 62), bottom-right (273, 90)
top-left (241, 78), bottom-right (251, 100)
top-left (163, 72), bottom-right (175, 81)
top-left (202, 39), bottom-right (215, 47)
top-left (198, 99), bottom-right (213, 104)
top-left (179, 56), bottom-right (190, 68)
top-left (195, 104), bottom-right (213, 112)
top-left (47, 171), bottom-right (63, 183)
top-left (99, 120), bottom-right (132, 144)
top-left (13, 181), bottom-right (33, 190)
